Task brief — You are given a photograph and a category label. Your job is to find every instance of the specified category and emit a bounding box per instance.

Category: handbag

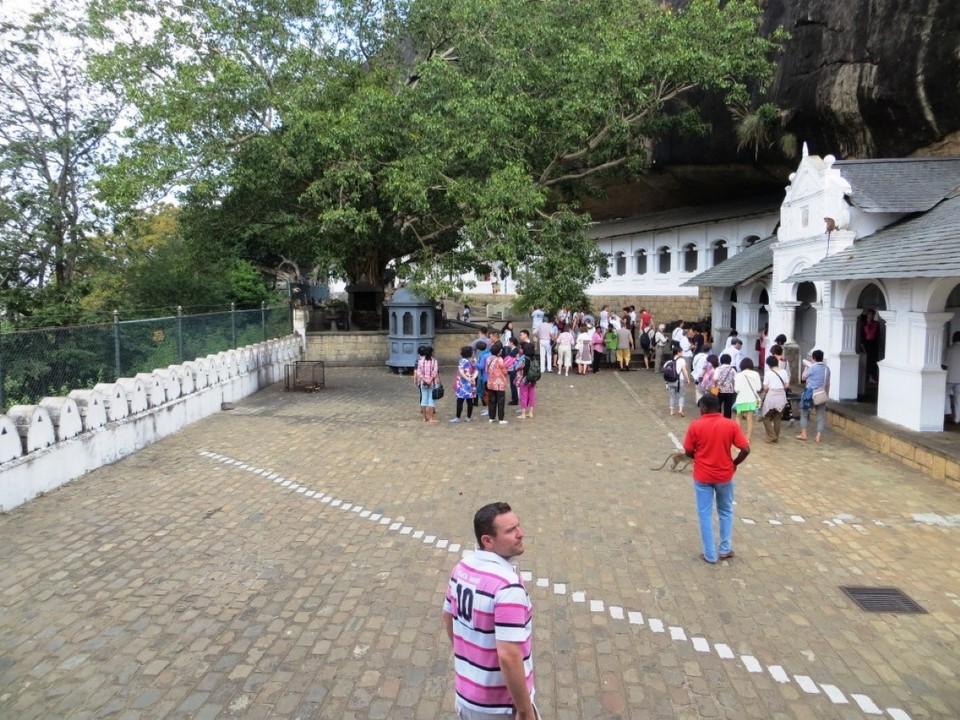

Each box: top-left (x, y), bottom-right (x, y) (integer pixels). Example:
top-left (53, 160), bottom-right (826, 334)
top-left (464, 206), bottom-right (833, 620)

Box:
top-left (432, 383), bottom-right (444, 400)
top-left (812, 387), bottom-right (828, 406)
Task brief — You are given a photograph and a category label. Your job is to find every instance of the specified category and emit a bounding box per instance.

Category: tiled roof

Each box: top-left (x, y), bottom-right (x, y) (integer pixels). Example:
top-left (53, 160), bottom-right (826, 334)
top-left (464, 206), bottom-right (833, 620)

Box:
top-left (835, 158), bottom-right (960, 213)
top-left (682, 235), bottom-right (777, 287)
top-left (787, 194), bottom-right (960, 281)
top-left (586, 195), bottom-right (781, 239)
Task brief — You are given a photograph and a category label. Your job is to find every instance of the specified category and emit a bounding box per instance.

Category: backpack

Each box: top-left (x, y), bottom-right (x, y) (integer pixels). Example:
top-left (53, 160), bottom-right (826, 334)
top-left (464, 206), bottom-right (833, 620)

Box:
top-left (524, 356), bottom-right (542, 384)
top-left (640, 329), bottom-right (651, 350)
top-left (662, 359), bottom-right (679, 383)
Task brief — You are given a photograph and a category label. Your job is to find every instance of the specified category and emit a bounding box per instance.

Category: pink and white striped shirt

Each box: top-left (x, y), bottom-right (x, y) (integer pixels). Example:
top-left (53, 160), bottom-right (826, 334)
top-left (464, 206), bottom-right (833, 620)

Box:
top-left (443, 550), bottom-right (534, 714)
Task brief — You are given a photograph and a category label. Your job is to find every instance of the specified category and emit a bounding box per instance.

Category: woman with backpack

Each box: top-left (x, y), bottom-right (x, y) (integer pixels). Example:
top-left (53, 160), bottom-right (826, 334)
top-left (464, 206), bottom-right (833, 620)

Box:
top-left (664, 344), bottom-right (691, 417)
top-left (733, 357), bottom-right (763, 441)
top-left (518, 341), bottom-right (540, 419)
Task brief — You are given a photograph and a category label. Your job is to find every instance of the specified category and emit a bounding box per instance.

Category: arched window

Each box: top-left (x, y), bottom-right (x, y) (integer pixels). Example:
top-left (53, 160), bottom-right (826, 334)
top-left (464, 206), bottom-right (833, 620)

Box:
top-left (598, 255), bottom-right (610, 277)
top-left (390, 312), bottom-right (397, 335)
top-left (657, 246), bottom-right (671, 274)
top-left (419, 311), bottom-right (429, 335)
top-left (743, 235), bottom-right (760, 249)
top-left (683, 243), bottom-right (698, 272)
top-left (635, 249), bottom-right (647, 275)
top-left (615, 251), bottom-right (626, 276)
top-left (712, 240), bottom-right (728, 265)
top-left (797, 281), bottom-right (817, 305)
top-left (402, 312), bottom-right (413, 334)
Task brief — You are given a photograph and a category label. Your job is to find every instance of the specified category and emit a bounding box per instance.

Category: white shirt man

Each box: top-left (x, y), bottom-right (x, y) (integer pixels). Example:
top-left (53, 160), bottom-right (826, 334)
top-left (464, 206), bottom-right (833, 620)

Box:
top-left (531, 307), bottom-right (544, 333)
top-left (536, 321), bottom-right (554, 372)
top-left (727, 340), bottom-right (744, 370)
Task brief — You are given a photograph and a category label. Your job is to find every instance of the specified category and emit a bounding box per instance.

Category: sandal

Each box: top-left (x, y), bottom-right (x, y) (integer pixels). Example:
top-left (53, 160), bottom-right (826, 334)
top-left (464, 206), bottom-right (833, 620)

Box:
top-left (795, 434), bottom-right (807, 441)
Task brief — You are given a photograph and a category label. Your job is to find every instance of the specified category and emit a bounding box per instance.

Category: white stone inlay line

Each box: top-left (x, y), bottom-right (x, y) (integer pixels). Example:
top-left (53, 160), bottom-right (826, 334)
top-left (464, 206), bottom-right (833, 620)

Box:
top-left (768, 665), bottom-right (790, 683)
top-left (520, 571), bottom-right (532, 581)
top-left (715, 644), bottom-right (734, 659)
top-left (851, 695), bottom-right (882, 715)
top-left (200, 450), bottom-right (917, 720)
top-left (821, 685), bottom-right (848, 704)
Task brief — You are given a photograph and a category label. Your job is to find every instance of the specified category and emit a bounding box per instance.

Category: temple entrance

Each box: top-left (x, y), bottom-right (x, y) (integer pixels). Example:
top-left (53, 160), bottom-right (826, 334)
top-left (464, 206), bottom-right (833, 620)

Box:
top-left (794, 282), bottom-right (818, 359)
top-left (856, 284), bottom-right (887, 400)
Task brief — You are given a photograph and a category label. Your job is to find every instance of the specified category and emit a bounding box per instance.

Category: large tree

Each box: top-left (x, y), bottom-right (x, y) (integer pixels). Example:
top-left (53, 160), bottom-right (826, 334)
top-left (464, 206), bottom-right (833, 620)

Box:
top-left (0, 6), bottom-right (123, 321)
top-left (92, 0), bottom-right (782, 308)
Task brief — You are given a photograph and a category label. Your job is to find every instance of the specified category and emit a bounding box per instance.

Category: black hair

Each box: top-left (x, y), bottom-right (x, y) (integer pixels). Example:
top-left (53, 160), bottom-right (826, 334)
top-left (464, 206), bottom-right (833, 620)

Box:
top-left (740, 357), bottom-right (754, 370)
top-left (812, 349), bottom-right (824, 362)
top-left (765, 355), bottom-right (779, 368)
top-left (707, 354), bottom-right (719, 368)
top-left (422, 346), bottom-right (434, 360)
top-left (719, 353), bottom-right (732, 365)
top-left (474, 502), bottom-right (512, 546)
top-left (522, 341), bottom-right (535, 356)
top-left (475, 341), bottom-right (487, 351)
top-left (490, 341), bottom-right (503, 356)
top-left (775, 334), bottom-right (787, 345)
top-left (460, 345), bottom-right (473, 359)
top-left (769, 344), bottom-right (783, 357)
top-left (697, 393), bottom-right (721, 412)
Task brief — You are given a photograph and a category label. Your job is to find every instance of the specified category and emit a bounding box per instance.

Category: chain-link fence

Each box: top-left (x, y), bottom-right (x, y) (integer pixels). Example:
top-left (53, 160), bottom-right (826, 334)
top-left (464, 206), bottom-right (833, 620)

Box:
top-left (0, 304), bottom-right (292, 411)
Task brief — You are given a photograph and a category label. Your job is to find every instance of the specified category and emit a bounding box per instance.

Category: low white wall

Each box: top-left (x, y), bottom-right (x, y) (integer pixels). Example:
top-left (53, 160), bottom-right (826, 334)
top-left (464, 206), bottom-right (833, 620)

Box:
top-left (0, 335), bottom-right (303, 512)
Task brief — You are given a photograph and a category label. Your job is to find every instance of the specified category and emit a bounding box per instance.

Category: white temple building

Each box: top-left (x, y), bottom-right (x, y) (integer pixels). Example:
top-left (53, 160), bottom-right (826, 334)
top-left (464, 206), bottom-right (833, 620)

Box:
top-left (687, 145), bottom-right (960, 432)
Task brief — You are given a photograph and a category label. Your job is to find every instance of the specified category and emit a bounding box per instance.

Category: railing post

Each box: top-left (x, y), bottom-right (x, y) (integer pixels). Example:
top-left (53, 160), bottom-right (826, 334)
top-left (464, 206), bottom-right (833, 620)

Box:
top-left (231, 302), bottom-right (237, 348)
top-left (177, 305), bottom-right (184, 362)
top-left (261, 301), bottom-right (267, 341)
top-left (113, 310), bottom-right (121, 380)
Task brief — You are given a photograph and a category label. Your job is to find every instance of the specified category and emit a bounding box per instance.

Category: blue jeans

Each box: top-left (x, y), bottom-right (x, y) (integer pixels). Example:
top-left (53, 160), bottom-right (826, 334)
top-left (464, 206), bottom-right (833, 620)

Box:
top-left (694, 480), bottom-right (734, 562)
top-left (420, 384), bottom-right (436, 408)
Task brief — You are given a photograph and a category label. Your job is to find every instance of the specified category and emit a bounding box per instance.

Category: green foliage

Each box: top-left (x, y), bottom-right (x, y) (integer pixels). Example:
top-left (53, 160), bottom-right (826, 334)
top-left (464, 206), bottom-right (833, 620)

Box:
top-left (91, 0), bottom-right (782, 309)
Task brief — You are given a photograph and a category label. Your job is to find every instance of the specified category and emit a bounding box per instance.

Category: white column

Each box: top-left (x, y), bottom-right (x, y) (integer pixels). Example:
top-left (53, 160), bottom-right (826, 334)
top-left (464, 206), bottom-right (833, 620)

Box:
top-left (876, 311), bottom-right (953, 431)
top-left (713, 294), bottom-right (732, 349)
top-left (827, 308), bottom-right (862, 401)
top-left (734, 302), bottom-right (763, 363)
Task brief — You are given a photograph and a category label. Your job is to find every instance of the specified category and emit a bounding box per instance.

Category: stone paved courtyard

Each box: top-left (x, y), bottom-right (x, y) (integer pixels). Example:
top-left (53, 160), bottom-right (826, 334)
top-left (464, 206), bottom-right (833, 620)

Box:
top-left (1, 366), bottom-right (959, 719)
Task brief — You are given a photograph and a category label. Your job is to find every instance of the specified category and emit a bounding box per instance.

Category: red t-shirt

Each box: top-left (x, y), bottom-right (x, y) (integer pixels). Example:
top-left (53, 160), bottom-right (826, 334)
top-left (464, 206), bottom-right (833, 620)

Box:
top-left (682, 413), bottom-right (749, 483)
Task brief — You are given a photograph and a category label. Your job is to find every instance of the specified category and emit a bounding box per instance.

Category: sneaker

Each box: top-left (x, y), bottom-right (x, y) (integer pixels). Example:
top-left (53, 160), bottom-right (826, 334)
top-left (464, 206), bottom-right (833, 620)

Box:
top-left (463, 417), bottom-right (472, 423)
top-left (480, 410), bottom-right (489, 416)
top-left (449, 417), bottom-right (460, 423)
top-left (499, 420), bottom-right (508, 425)
top-left (489, 419), bottom-right (496, 423)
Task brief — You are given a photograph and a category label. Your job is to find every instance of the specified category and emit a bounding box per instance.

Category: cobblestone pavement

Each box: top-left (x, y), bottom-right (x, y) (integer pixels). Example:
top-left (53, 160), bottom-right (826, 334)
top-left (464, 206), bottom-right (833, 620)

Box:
top-left (2, 366), bottom-right (959, 720)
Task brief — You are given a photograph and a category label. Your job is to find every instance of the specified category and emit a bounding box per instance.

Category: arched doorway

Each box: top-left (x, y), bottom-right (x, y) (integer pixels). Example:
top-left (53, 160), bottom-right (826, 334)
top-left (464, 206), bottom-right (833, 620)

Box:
top-left (794, 282), bottom-right (818, 358)
top-left (758, 288), bottom-right (770, 368)
top-left (856, 284), bottom-right (887, 397)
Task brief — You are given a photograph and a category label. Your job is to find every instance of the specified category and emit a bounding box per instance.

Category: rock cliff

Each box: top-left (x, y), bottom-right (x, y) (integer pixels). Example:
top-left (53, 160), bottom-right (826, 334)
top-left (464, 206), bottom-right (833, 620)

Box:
top-left (581, 0), bottom-right (960, 218)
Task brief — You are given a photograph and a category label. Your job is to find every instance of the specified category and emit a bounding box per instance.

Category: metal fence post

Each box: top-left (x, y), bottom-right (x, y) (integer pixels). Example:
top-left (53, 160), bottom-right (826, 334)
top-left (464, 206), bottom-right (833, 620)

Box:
top-left (231, 302), bottom-right (237, 348)
top-left (113, 310), bottom-right (121, 380)
top-left (261, 301), bottom-right (266, 341)
top-left (177, 305), bottom-right (184, 362)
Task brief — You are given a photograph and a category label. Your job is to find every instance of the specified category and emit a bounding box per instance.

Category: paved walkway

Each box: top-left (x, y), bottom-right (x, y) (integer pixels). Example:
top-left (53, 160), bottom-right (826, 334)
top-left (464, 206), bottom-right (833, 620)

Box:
top-left (1, 366), bottom-right (958, 720)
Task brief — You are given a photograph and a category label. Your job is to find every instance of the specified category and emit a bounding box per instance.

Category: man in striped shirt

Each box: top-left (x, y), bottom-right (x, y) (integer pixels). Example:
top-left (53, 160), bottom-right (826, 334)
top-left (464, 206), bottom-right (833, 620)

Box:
top-left (443, 502), bottom-right (537, 719)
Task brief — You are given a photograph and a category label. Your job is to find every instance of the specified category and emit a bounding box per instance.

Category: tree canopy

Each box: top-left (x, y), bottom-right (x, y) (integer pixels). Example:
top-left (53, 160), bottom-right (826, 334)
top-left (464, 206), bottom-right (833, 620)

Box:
top-left (0, 6), bottom-right (123, 320)
top-left (91, 0), bottom-right (783, 309)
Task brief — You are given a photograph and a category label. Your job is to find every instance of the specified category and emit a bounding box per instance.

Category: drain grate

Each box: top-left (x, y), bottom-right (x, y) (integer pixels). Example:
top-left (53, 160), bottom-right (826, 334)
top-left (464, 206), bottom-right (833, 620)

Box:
top-left (840, 586), bottom-right (927, 614)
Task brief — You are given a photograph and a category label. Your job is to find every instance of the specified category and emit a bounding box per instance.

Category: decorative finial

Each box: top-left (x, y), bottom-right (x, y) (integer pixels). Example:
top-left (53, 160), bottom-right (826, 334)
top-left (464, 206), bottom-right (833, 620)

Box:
top-left (802, 142), bottom-right (809, 157)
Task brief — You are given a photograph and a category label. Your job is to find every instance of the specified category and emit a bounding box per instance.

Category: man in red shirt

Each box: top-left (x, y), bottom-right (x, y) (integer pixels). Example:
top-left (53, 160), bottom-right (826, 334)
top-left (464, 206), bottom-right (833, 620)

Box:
top-left (683, 393), bottom-right (750, 563)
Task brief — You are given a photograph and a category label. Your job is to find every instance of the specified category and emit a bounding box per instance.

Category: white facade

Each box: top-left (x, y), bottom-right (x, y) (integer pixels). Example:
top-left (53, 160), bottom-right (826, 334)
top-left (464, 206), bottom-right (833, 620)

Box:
top-left (588, 211), bottom-right (779, 298)
top-left (706, 147), bottom-right (960, 432)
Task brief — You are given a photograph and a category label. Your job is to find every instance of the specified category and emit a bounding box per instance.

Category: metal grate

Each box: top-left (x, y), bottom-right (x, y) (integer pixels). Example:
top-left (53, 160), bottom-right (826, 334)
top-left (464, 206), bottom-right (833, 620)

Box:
top-left (840, 586), bottom-right (927, 614)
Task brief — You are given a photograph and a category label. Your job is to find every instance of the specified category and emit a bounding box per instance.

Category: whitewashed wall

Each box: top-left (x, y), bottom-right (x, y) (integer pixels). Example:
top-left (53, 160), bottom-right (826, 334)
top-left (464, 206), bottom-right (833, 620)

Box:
top-left (0, 336), bottom-right (303, 512)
